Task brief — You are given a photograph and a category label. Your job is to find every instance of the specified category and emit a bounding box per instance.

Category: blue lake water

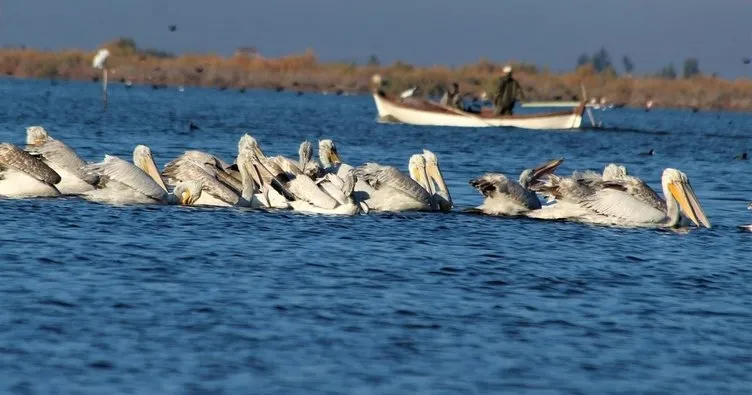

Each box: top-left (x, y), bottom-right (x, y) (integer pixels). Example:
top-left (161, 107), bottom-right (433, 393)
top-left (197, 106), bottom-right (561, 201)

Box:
top-left (0, 79), bottom-right (750, 394)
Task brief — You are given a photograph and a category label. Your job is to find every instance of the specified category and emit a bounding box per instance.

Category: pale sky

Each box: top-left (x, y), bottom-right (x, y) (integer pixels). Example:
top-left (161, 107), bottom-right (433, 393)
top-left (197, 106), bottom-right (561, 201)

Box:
top-left (1, 0), bottom-right (751, 77)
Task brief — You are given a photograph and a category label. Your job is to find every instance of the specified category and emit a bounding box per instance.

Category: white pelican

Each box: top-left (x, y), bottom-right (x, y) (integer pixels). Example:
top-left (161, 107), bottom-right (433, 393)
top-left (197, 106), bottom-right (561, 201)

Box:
top-left (83, 145), bottom-right (169, 205)
top-left (354, 150), bottom-right (451, 213)
top-left (421, 150), bottom-right (452, 212)
top-left (298, 141), bottom-right (323, 179)
top-left (317, 138), bottom-right (450, 212)
top-left (25, 126), bottom-right (98, 194)
top-left (246, 135), bottom-right (364, 215)
top-left (0, 143), bottom-right (61, 198)
top-left (530, 167), bottom-right (711, 228)
top-left (170, 180), bottom-right (203, 205)
top-left (318, 139), bottom-right (353, 177)
top-left (469, 158), bottom-right (563, 216)
top-left (161, 143), bottom-right (269, 208)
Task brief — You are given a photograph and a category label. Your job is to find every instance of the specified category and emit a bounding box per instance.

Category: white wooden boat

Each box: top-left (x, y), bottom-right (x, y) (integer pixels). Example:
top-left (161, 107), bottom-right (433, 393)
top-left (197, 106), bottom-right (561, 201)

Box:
top-left (373, 92), bottom-right (585, 130)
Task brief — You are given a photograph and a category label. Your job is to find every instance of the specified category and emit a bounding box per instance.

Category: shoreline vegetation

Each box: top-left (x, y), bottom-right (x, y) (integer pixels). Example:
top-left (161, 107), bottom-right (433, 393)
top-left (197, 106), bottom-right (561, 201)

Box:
top-left (2, 38), bottom-right (752, 111)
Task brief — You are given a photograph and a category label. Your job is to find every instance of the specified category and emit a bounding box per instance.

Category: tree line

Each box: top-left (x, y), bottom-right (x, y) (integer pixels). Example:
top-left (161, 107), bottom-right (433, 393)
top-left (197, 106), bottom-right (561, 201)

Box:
top-left (576, 47), bottom-right (702, 79)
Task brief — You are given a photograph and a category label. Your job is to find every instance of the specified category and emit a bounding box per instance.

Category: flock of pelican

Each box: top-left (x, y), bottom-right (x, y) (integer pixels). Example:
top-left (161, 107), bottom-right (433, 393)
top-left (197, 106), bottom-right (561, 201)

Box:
top-left (1, 127), bottom-right (451, 216)
top-left (0, 126), bottom-right (715, 230)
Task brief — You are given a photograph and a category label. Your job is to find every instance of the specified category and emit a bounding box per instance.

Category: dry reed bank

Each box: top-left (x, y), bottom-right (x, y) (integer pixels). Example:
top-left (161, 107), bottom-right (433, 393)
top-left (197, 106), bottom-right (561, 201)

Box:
top-left (1, 39), bottom-right (751, 111)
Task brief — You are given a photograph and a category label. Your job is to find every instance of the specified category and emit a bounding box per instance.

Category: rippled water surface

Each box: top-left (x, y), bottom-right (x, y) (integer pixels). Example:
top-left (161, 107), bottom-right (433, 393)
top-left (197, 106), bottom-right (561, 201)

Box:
top-left (1, 79), bottom-right (751, 394)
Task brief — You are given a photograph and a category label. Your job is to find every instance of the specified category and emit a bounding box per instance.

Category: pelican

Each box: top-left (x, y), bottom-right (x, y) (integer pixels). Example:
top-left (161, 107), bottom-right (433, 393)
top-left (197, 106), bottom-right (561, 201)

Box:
top-left (0, 143), bottom-right (61, 198)
top-left (354, 150), bottom-right (451, 212)
top-left (83, 145), bottom-right (169, 205)
top-left (246, 136), bottom-right (364, 215)
top-left (298, 141), bottom-right (323, 178)
top-left (355, 157), bottom-right (432, 212)
top-left (317, 138), bottom-right (448, 212)
top-left (318, 139), bottom-right (353, 177)
top-left (287, 168), bottom-right (362, 215)
top-left (421, 150), bottom-right (452, 211)
top-left (25, 126), bottom-right (98, 194)
top-left (161, 141), bottom-right (269, 208)
top-left (469, 158), bottom-right (563, 216)
top-left (170, 180), bottom-right (203, 205)
top-left (530, 167), bottom-right (711, 228)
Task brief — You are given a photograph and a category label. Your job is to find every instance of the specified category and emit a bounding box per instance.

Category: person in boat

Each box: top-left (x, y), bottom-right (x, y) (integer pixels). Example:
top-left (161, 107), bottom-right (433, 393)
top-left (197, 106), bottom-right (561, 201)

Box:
top-left (440, 82), bottom-right (464, 110)
top-left (493, 65), bottom-right (526, 115)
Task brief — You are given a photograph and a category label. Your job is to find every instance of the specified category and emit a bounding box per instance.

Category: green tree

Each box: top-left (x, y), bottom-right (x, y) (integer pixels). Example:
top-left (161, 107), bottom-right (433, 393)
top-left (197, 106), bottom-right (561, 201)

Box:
top-left (591, 47), bottom-right (613, 73)
top-left (657, 64), bottom-right (677, 80)
top-left (109, 37), bottom-right (139, 55)
top-left (622, 55), bottom-right (634, 74)
top-left (576, 53), bottom-right (591, 67)
top-left (367, 54), bottom-right (380, 67)
top-left (683, 58), bottom-right (700, 79)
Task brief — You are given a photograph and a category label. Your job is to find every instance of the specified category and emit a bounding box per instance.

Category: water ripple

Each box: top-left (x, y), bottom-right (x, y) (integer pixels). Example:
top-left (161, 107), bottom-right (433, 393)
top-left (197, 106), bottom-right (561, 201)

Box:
top-left (0, 80), bottom-right (750, 393)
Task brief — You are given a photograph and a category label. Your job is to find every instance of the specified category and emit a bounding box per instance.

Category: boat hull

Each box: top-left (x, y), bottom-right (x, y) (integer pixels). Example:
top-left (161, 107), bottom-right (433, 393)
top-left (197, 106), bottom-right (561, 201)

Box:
top-left (373, 93), bottom-right (584, 130)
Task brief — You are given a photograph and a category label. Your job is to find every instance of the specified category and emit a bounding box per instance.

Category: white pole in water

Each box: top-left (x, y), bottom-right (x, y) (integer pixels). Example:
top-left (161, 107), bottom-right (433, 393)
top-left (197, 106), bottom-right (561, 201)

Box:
top-left (92, 48), bottom-right (110, 106)
top-left (580, 84), bottom-right (597, 127)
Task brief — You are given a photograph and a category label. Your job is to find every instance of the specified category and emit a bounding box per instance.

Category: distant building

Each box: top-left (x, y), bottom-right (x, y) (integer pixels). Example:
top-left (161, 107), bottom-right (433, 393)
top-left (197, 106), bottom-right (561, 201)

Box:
top-left (234, 47), bottom-right (263, 59)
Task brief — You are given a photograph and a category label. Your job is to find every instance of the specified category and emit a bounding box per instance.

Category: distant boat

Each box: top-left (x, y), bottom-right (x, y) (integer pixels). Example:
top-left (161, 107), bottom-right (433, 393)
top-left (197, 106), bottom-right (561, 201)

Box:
top-left (372, 92), bottom-right (585, 130)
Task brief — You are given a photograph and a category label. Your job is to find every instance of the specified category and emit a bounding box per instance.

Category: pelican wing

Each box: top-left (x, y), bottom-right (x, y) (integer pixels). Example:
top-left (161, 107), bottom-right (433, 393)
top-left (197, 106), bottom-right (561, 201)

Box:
top-left (87, 155), bottom-right (167, 200)
top-left (0, 143), bottom-right (60, 185)
top-left (470, 173), bottom-right (540, 209)
top-left (355, 163), bottom-right (431, 202)
top-left (27, 139), bottom-right (98, 185)
top-left (580, 186), bottom-right (667, 223)
top-left (272, 155), bottom-right (304, 175)
top-left (606, 178), bottom-right (666, 211)
top-left (286, 175), bottom-right (339, 209)
top-left (162, 158), bottom-right (240, 205)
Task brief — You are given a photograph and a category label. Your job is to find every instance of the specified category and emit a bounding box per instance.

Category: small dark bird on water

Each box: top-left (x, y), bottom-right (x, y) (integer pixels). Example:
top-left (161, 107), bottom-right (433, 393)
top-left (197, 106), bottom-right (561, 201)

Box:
top-left (743, 58), bottom-right (751, 65)
top-left (275, 86), bottom-right (284, 92)
top-left (168, 25), bottom-right (177, 32)
top-left (189, 121), bottom-right (200, 131)
top-left (296, 91), bottom-right (304, 96)
top-left (239, 87), bottom-right (246, 93)
top-left (736, 152), bottom-right (748, 160)
top-left (639, 149), bottom-right (655, 156)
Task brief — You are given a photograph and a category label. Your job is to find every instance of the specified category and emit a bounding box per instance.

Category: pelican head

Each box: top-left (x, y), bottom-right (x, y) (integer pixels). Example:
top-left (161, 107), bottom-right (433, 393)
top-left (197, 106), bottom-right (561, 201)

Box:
top-left (520, 158), bottom-right (564, 187)
top-left (603, 163), bottom-right (628, 181)
top-left (661, 168), bottom-right (711, 228)
top-left (318, 139), bottom-right (342, 168)
top-left (133, 145), bottom-right (167, 192)
top-left (408, 154), bottom-right (427, 188)
top-left (238, 134), bottom-right (257, 153)
top-left (26, 126), bottom-right (50, 146)
top-left (299, 141), bottom-right (313, 165)
top-left (422, 149), bottom-right (452, 211)
top-left (238, 134), bottom-right (265, 159)
top-left (172, 180), bottom-right (203, 205)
